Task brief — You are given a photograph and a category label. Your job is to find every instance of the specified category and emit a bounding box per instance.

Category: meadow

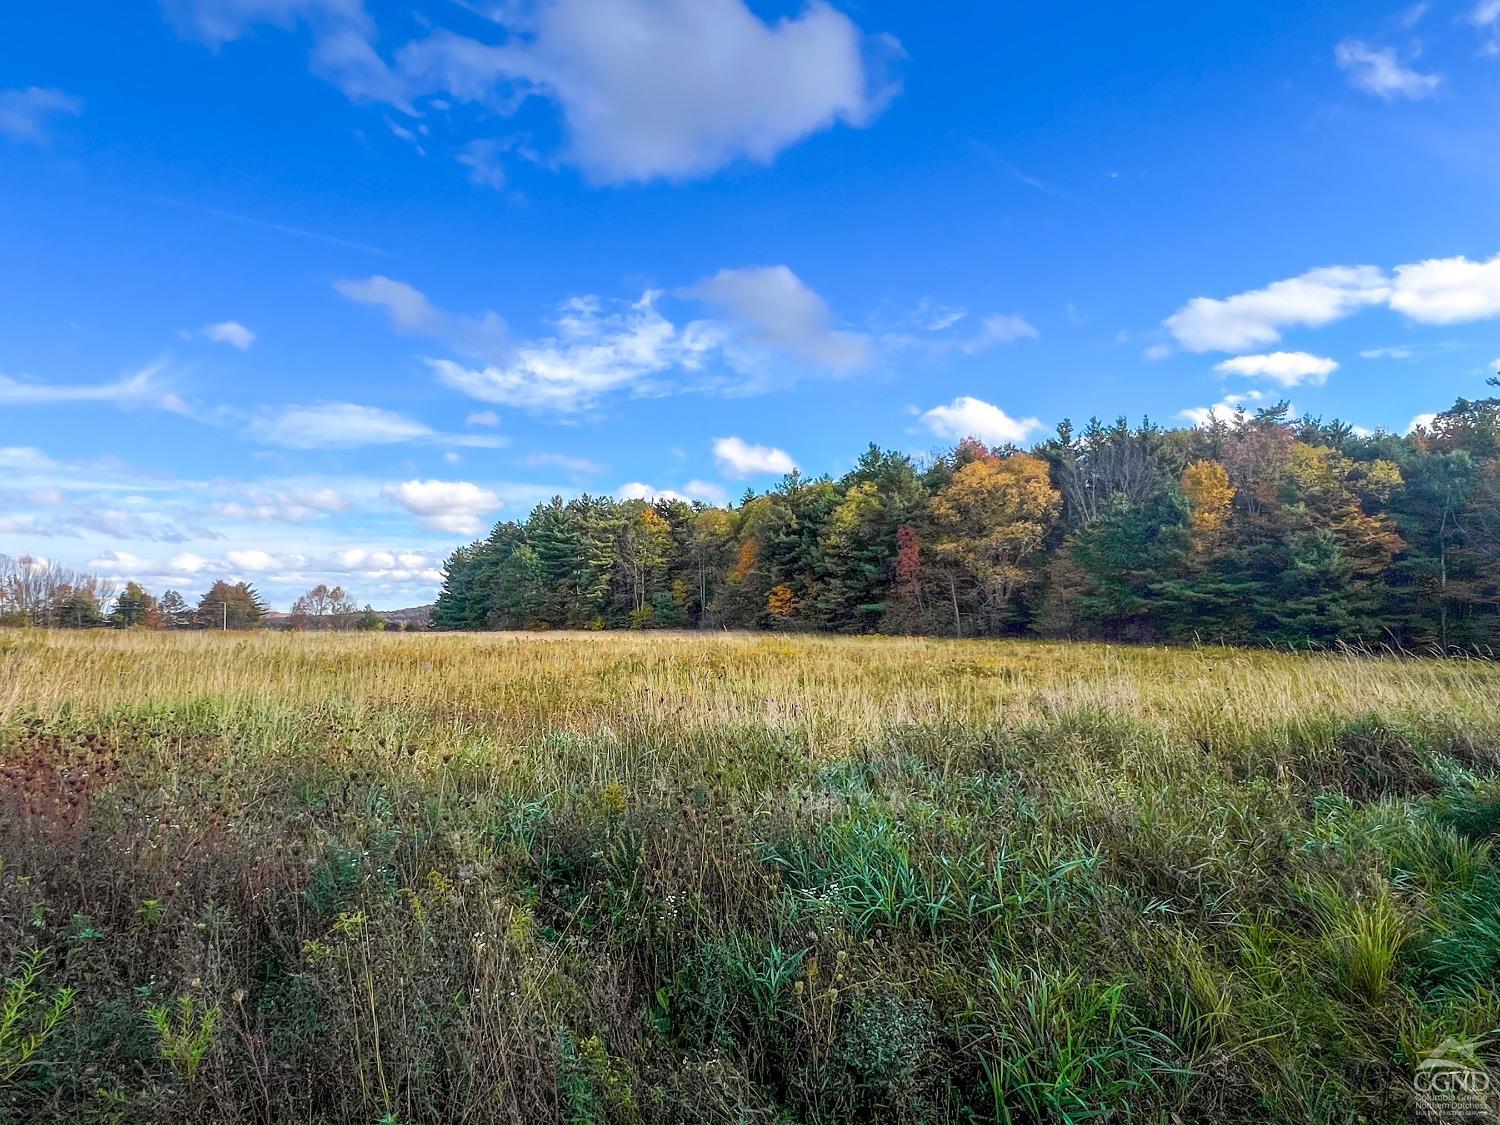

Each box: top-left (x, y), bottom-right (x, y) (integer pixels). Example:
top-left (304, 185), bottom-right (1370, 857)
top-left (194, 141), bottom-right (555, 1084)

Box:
top-left (1, 629), bottom-right (1499, 1122)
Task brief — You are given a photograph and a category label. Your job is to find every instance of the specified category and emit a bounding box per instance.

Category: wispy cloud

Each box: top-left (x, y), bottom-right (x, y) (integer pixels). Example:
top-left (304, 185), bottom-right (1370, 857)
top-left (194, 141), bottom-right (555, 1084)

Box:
top-left (0, 87), bottom-right (83, 143)
top-left (247, 402), bottom-right (508, 450)
top-left (1334, 39), bottom-right (1440, 100)
top-left (335, 275), bottom-right (511, 362)
top-left (0, 362), bottom-right (173, 408)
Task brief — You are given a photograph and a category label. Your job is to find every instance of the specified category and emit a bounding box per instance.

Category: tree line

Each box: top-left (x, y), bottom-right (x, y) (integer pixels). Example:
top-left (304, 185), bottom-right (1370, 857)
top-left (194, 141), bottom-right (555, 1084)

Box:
top-left (0, 564), bottom-right (395, 632)
top-left (434, 379), bottom-right (1500, 650)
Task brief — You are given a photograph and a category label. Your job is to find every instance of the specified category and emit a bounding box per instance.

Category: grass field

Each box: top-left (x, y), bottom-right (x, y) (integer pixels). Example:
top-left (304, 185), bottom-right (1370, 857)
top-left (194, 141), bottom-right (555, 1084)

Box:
top-left (2, 630), bottom-right (1499, 1122)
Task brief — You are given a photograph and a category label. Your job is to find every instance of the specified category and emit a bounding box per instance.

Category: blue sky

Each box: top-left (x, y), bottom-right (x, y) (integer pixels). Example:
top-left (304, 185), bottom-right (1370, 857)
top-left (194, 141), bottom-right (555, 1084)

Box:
top-left (3, 0), bottom-right (1500, 608)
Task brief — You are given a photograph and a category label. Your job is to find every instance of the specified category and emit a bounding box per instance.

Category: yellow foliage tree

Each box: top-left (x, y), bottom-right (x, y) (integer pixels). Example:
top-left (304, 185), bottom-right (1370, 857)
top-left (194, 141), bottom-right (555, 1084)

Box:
top-left (1180, 459), bottom-right (1235, 551)
top-left (729, 538), bottom-right (759, 585)
top-left (931, 452), bottom-right (1061, 632)
top-left (1283, 443), bottom-right (1404, 582)
top-left (766, 584), bottom-right (796, 619)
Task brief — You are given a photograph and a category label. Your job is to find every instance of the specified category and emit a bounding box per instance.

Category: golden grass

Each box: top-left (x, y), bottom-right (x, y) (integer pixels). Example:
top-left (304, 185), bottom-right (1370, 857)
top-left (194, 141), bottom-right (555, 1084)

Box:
top-left (5, 628), bottom-right (1497, 749)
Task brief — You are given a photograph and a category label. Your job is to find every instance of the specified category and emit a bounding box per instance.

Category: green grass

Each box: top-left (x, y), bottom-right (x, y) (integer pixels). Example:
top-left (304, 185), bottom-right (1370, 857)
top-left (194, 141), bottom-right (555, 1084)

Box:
top-left (1, 628), bottom-right (1499, 1121)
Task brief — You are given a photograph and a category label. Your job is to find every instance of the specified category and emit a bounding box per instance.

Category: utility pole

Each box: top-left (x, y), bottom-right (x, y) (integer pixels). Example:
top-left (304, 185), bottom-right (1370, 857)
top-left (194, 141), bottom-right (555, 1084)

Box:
top-left (223, 601), bottom-right (228, 632)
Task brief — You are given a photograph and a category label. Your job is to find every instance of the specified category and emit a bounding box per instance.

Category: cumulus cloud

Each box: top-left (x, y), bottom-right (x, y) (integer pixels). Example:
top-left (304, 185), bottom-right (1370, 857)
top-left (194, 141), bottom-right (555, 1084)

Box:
top-left (1334, 39), bottom-right (1440, 100)
top-left (1388, 253), bottom-right (1500, 324)
top-left (226, 548), bottom-right (278, 572)
top-left (919, 395), bottom-right (1044, 447)
top-left (1164, 266), bottom-right (1390, 353)
top-left (1407, 411), bottom-right (1438, 433)
top-left (204, 320), bottom-right (257, 349)
top-left (1166, 252), bottom-right (1500, 351)
top-left (1215, 351), bottom-right (1339, 387)
top-left (0, 87), bottom-right (83, 143)
top-left (617, 479), bottom-right (727, 505)
top-left (687, 265), bottom-right (870, 369)
top-left (1178, 391), bottom-right (1270, 428)
top-left (170, 0), bottom-right (896, 184)
top-left (400, 0), bottom-right (896, 183)
top-left (712, 436), bottom-right (797, 478)
top-left (88, 543), bottom-right (447, 602)
top-left (211, 487), bottom-right (350, 522)
top-left (428, 292), bottom-right (713, 412)
top-left (382, 478), bottom-right (502, 535)
top-left (335, 275), bottom-right (510, 362)
top-left (428, 270), bottom-right (877, 413)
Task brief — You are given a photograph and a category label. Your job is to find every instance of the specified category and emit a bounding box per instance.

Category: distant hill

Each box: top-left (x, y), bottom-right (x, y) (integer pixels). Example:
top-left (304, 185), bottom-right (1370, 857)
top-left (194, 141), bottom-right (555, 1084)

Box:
top-left (380, 605), bottom-right (433, 628)
top-left (263, 605), bottom-right (433, 630)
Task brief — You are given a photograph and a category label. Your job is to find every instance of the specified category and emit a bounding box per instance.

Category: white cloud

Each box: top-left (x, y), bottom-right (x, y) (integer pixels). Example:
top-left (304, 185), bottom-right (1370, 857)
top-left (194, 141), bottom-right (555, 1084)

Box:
top-left (169, 552), bottom-right (211, 574)
top-left (919, 395), bottom-right (1044, 447)
top-left (204, 320), bottom-right (257, 349)
top-left (1178, 390), bottom-right (1269, 428)
top-left (1473, 0), bottom-right (1500, 53)
top-left (1388, 252), bottom-right (1500, 324)
top-left (163, 0), bottom-right (412, 109)
top-left (1179, 403), bottom-right (1241, 427)
top-left (1165, 251), bottom-right (1500, 352)
top-left (1215, 351), bottom-right (1339, 387)
top-left (618, 481), bottom-right (681, 502)
top-left (226, 548), bottom-right (279, 572)
top-left (683, 479), bottom-right (729, 505)
top-left (456, 138), bottom-right (506, 189)
top-left (250, 403), bottom-right (437, 448)
top-left (617, 479), bottom-right (726, 505)
top-left (84, 543), bottom-right (447, 603)
top-left (1335, 39), bottom-right (1440, 100)
top-left (960, 313), bottom-right (1038, 353)
top-left (335, 274), bottom-right (510, 361)
top-left (712, 436), bottom-right (797, 478)
top-left (0, 447), bottom-right (59, 471)
top-left (687, 265), bottom-right (870, 368)
top-left (466, 410), bottom-right (500, 426)
top-left (1164, 266), bottom-right (1389, 352)
top-left (211, 487), bottom-right (350, 522)
top-left (1360, 346), bottom-right (1414, 359)
top-left (399, 0), bottom-right (896, 184)
top-left (428, 291), bottom-right (711, 412)
top-left (526, 452), bottom-right (604, 474)
top-left (0, 87), bottom-right (83, 143)
top-left (1407, 411), bottom-right (1438, 433)
top-left (382, 478), bottom-right (502, 535)
top-left (0, 362), bottom-right (179, 410)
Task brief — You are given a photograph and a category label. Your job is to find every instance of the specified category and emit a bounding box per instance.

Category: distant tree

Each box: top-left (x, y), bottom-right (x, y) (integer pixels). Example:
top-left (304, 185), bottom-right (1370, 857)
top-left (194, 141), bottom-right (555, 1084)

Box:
top-left (51, 585), bottom-right (107, 628)
top-left (0, 555), bottom-right (114, 627)
top-left (110, 581), bottom-right (161, 629)
top-left (290, 584), bottom-right (358, 630)
top-left (158, 589), bottom-right (192, 629)
top-left (355, 605), bottom-right (385, 631)
top-left (196, 581), bottom-right (267, 629)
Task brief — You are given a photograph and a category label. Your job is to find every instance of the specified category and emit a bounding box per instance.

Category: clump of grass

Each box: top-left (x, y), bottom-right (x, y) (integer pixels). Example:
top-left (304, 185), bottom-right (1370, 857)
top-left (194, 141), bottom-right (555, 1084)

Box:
top-left (1307, 883), bottom-right (1412, 1001)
